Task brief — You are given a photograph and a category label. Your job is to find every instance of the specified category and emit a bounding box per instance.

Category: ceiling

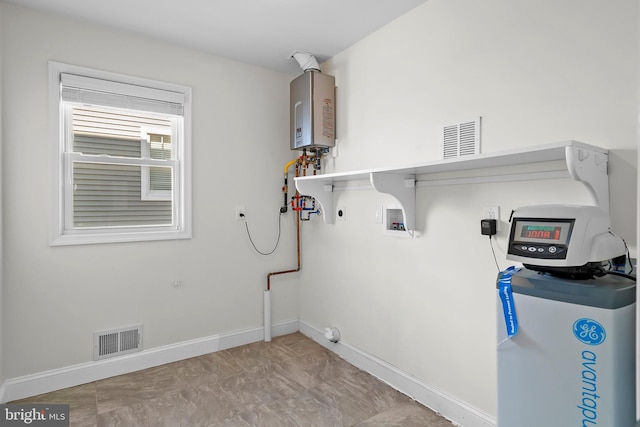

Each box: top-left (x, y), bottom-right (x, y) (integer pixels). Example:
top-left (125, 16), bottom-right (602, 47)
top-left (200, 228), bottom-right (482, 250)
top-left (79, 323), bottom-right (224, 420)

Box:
top-left (4, 0), bottom-right (428, 75)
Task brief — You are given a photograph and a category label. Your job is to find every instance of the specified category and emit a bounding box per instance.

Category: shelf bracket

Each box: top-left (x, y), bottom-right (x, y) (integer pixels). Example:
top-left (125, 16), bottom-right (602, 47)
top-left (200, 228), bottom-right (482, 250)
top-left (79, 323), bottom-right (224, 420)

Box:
top-left (564, 145), bottom-right (609, 213)
top-left (370, 172), bottom-right (416, 231)
top-left (295, 180), bottom-right (335, 223)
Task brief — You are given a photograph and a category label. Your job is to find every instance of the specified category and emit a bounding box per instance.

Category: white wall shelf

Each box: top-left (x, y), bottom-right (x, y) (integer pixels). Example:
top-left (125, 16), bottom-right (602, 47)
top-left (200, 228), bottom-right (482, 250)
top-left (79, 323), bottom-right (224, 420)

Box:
top-left (294, 141), bottom-right (610, 229)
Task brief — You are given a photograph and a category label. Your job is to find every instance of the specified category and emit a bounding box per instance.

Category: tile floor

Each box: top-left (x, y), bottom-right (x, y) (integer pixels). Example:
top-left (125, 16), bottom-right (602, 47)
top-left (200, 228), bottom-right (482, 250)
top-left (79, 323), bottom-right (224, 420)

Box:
top-left (12, 333), bottom-right (455, 426)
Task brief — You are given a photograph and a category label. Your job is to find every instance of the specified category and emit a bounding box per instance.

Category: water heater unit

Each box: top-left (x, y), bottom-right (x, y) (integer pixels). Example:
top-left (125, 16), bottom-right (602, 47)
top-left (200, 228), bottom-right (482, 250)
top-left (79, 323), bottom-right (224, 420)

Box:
top-left (290, 71), bottom-right (335, 150)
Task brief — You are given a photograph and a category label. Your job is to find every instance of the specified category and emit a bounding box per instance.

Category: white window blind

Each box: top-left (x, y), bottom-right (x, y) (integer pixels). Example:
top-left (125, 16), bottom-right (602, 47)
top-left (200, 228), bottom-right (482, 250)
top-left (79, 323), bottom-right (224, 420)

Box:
top-left (61, 73), bottom-right (185, 116)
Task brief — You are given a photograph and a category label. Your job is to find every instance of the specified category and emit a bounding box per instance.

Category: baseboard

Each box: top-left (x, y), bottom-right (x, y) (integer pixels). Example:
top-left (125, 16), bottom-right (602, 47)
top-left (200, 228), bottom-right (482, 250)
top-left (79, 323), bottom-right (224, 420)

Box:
top-left (0, 381), bottom-right (6, 406)
top-left (299, 321), bottom-right (496, 427)
top-left (0, 319), bottom-right (299, 403)
top-left (2, 318), bottom-right (496, 427)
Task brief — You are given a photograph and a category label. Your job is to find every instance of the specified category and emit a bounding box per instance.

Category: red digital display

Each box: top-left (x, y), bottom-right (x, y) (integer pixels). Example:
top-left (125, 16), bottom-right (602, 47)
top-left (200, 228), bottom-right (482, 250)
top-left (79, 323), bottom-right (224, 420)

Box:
top-left (520, 225), bottom-right (562, 241)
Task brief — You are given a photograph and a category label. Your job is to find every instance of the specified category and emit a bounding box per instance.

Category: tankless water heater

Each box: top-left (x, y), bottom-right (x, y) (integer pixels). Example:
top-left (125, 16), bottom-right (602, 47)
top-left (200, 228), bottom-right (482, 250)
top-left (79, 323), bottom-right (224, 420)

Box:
top-left (290, 71), bottom-right (335, 150)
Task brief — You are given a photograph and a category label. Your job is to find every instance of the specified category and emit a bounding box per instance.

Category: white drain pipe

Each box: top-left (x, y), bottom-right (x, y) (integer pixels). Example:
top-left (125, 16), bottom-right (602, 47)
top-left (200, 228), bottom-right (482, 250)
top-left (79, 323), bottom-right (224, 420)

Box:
top-left (264, 159), bottom-right (303, 342)
top-left (264, 290), bottom-right (272, 342)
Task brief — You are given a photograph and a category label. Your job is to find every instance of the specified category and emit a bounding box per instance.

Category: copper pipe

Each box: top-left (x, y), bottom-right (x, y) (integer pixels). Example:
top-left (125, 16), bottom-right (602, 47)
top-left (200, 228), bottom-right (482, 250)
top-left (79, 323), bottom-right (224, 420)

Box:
top-left (266, 216), bottom-right (300, 290)
top-left (267, 159), bottom-right (303, 290)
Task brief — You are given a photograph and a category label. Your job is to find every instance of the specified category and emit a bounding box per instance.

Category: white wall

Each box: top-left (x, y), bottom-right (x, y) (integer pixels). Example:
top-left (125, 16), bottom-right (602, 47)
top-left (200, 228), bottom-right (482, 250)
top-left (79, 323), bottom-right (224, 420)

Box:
top-left (302, 0), bottom-right (638, 419)
top-left (0, 1), bottom-right (5, 389)
top-left (1, 3), bottom-right (298, 379)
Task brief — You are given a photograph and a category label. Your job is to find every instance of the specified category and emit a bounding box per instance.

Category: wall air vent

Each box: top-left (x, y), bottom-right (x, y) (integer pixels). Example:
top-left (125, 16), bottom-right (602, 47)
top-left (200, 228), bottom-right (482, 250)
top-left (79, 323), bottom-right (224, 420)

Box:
top-left (93, 324), bottom-right (143, 360)
top-left (442, 117), bottom-right (481, 159)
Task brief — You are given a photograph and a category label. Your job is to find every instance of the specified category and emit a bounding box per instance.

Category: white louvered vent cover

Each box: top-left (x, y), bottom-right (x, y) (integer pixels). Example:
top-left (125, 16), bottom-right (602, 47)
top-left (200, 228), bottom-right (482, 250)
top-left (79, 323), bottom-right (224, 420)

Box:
top-left (93, 324), bottom-right (143, 360)
top-left (442, 118), bottom-right (481, 159)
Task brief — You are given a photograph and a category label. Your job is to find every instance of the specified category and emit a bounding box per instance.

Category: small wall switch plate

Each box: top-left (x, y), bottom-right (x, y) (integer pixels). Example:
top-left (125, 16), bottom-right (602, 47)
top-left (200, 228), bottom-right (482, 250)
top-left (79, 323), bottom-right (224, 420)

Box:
top-left (375, 205), bottom-right (383, 224)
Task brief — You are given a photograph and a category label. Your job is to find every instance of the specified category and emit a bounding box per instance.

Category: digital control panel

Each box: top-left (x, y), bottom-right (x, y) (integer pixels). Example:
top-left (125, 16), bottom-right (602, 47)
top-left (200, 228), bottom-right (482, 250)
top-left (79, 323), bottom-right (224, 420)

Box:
top-left (506, 205), bottom-right (624, 268)
top-left (508, 218), bottom-right (574, 260)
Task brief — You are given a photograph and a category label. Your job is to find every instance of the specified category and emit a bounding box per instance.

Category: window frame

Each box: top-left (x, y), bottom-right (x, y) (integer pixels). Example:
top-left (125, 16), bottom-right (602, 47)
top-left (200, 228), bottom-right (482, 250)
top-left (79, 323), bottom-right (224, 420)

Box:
top-left (49, 62), bottom-right (192, 246)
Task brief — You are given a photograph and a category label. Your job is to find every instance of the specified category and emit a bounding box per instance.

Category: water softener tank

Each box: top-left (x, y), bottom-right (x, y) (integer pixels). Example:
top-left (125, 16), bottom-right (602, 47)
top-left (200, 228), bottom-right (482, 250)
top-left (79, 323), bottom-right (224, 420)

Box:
top-left (290, 70), bottom-right (335, 150)
top-left (497, 269), bottom-right (636, 426)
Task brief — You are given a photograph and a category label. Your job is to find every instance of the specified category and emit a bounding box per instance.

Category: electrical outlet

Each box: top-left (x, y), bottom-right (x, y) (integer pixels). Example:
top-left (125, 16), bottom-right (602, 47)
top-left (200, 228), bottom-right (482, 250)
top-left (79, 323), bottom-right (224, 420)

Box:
top-left (483, 206), bottom-right (500, 230)
top-left (235, 206), bottom-right (246, 221)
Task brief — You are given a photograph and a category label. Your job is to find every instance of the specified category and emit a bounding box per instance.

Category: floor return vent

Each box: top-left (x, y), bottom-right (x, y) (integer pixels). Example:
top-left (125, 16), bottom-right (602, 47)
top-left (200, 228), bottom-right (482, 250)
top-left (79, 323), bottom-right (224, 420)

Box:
top-left (93, 324), bottom-right (143, 360)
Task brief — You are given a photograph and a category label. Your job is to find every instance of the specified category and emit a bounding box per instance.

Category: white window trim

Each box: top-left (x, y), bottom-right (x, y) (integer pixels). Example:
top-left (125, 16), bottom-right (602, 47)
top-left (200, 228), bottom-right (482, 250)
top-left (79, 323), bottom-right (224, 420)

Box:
top-left (49, 61), bottom-right (192, 246)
